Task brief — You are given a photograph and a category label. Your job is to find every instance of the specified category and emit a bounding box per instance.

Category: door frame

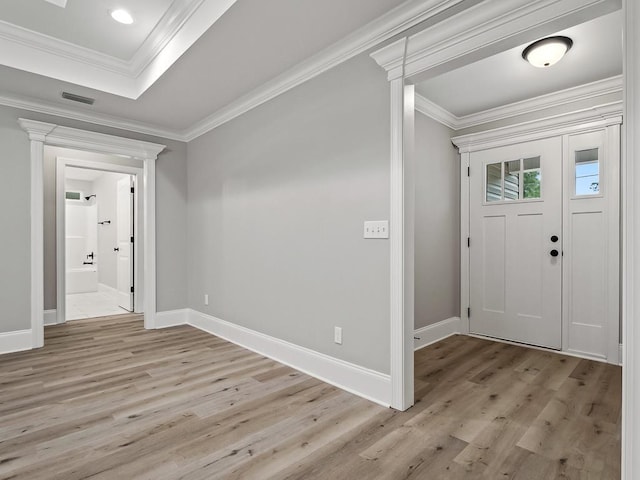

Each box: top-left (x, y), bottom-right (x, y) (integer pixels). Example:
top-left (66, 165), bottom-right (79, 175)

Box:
top-left (19, 119), bottom-right (165, 346)
top-left (56, 157), bottom-right (143, 324)
top-left (371, 0), bottom-right (626, 410)
top-left (451, 107), bottom-right (622, 362)
top-left (115, 175), bottom-right (136, 312)
top-left (371, 2), bottom-right (639, 477)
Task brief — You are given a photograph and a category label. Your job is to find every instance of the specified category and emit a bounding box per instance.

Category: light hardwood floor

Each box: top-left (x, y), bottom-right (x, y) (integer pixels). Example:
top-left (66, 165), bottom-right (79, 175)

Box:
top-left (0, 315), bottom-right (621, 479)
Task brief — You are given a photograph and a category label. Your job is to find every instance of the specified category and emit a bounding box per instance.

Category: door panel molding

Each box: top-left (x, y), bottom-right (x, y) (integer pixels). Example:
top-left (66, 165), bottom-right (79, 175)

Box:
top-left (453, 109), bottom-right (622, 362)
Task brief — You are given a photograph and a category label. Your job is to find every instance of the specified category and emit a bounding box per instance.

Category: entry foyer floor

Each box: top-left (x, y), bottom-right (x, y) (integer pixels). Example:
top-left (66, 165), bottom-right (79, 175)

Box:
top-left (0, 315), bottom-right (620, 479)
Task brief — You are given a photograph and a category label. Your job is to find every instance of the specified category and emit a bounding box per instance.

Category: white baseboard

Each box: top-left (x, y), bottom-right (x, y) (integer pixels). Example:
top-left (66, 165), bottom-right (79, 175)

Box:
top-left (155, 309), bottom-right (189, 329)
top-left (620, 343), bottom-right (623, 366)
top-left (98, 283), bottom-right (118, 295)
top-left (0, 329), bottom-right (33, 354)
top-left (44, 309), bottom-right (57, 326)
top-left (187, 309), bottom-right (391, 407)
top-left (414, 317), bottom-right (461, 351)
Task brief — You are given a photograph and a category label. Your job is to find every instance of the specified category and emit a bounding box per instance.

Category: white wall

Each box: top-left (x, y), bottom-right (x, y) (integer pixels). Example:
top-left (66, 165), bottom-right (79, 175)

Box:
top-left (94, 172), bottom-right (130, 290)
top-left (414, 112), bottom-right (461, 328)
top-left (64, 179), bottom-right (97, 272)
top-left (187, 53), bottom-right (391, 374)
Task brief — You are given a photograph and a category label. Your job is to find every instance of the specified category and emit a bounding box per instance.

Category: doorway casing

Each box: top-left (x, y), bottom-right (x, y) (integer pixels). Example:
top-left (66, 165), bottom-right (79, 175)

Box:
top-left (19, 119), bottom-right (165, 346)
top-left (56, 157), bottom-right (144, 324)
top-left (371, 0), bottom-right (637, 477)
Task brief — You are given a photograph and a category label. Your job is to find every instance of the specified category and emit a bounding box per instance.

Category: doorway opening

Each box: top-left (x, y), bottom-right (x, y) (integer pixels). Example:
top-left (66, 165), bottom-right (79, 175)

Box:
top-left (63, 166), bottom-right (137, 321)
top-left (53, 152), bottom-right (144, 325)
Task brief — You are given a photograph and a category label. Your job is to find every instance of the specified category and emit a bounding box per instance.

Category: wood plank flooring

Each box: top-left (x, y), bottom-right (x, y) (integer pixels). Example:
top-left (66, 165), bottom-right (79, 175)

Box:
top-left (0, 315), bottom-right (621, 479)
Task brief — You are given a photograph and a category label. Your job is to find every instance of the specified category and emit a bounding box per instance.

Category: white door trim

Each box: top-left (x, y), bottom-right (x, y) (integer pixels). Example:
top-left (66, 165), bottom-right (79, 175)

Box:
top-left (370, 9), bottom-right (637, 478)
top-left (622, 0), bottom-right (640, 476)
top-left (452, 110), bottom-right (623, 357)
top-left (55, 157), bottom-right (143, 324)
top-left (370, 0), bottom-right (624, 413)
top-left (19, 119), bottom-right (165, 343)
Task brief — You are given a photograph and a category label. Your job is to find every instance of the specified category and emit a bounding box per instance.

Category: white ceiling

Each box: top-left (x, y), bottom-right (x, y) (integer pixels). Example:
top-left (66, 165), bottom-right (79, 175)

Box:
top-left (0, 1), bottom-right (623, 140)
top-left (415, 10), bottom-right (623, 117)
top-left (0, 0), bottom-right (408, 133)
top-left (65, 167), bottom-right (104, 182)
top-left (0, 0), bottom-right (174, 59)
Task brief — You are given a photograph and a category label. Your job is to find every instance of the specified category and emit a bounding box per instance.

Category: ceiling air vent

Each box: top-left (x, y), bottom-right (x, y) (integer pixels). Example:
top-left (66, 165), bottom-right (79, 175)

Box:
top-left (61, 92), bottom-right (95, 105)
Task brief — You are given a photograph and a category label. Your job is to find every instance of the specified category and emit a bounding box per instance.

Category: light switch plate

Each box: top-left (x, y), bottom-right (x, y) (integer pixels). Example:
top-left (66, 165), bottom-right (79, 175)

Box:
top-left (364, 220), bottom-right (389, 239)
top-left (334, 326), bottom-right (343, 345)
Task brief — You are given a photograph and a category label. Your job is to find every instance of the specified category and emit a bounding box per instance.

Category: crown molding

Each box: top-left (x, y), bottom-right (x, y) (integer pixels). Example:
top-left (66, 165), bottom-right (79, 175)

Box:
top-left (1, 93), bottom-right (187, 142)
top-left (43, 0), bottom-right (67, 7)
top-left (451, 101), bottom-right (622, 152)
top-left (130, 0), bottom-right (208, 74)
top-left (415, 75), bottom-right (623, 130)
top-left (414, 94), bottom-right (458, 129)
top-left (183, 0), bottom-right (465, 141)
top-left (371, 0), bottom-right (621, 81)
top-left (3, 0), bottom-right (466, 143)
top-left (454, 75), bottom-right (623, 129)
top-left (0, 0), bottom-right (237, 99)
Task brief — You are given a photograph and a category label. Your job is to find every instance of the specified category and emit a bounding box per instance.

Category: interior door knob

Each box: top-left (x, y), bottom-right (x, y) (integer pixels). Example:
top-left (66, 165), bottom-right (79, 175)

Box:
top-left (550, 249), bottom-right (559, 257)
top-left (550, 235), bottom-right (559, 243)
top-left (114, 247), bottom-right (120, 252)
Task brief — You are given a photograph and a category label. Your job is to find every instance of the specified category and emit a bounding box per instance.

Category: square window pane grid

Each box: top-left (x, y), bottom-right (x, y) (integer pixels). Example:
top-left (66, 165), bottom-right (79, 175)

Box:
top-left (485, 156), bottom-right (541, 202)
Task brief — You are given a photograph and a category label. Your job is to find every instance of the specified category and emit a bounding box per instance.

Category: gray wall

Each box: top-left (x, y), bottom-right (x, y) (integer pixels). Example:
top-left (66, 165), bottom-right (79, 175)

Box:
top-left (187, 53), bottom-right (391, 374)
top-left (0, 104), bottom-right (188, 333)
top-left (0, 106), bottom-right (31, 332)
top-left (414, 112), bottom-right (460, 329)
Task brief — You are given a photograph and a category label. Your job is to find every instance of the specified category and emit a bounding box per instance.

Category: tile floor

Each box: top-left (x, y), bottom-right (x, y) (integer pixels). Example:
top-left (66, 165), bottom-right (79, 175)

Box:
top-left (66, 290), bottom-right (130, 320)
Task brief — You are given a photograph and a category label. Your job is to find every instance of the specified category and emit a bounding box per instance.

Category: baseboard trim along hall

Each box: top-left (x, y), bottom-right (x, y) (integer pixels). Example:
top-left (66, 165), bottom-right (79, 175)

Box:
top-left (155, 309), bottom-right (190, 329)
top-left (413, 317), bottom-right (461, 351)
top-left (43, 309), bottom-right (57, 326)
top-left (187, 309), bottom-right (392, 407)
top-left (0, 329), bottom-right (33, 354)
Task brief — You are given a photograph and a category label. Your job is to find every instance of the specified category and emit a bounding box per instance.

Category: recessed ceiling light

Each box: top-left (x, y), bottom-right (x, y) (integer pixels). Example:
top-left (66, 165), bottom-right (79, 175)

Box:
top-left (111, 9), bottom-right (134, 25)
top-left (522, 36), bottom-right (573, 68)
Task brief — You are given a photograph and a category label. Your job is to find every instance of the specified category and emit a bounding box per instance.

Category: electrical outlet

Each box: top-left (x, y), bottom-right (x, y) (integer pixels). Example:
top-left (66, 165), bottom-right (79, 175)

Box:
top-left (204, 294), bottom-right (209, 306)
top-left (364, 220), bottom-right (389, 239)
top-left (334, 326), bottom-right (343, 345)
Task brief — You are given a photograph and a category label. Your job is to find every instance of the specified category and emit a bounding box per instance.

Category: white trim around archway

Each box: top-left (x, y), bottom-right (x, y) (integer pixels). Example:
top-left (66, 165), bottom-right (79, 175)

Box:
top-left (371, 0), bottom-right (639, 477)
top-left (18, 119), bottom-right (165, 347)
top-left (56, 157), bottom-right (145, 325)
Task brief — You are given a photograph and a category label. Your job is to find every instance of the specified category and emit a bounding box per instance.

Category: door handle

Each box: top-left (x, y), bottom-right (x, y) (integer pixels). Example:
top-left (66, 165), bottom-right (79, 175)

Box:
top-left (550, 249), bottom-right (559, 257)
top-left (114, 247), bottom-right (120, 252)
top-left (550, 235), bottom-right (559, 243)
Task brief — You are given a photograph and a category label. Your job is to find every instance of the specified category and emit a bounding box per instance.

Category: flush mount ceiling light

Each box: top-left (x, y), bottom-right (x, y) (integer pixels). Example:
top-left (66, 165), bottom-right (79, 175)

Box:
top-left (522, 36), bottom-right (573, 68)
top-left (111, 9), bottom-right (134, 25)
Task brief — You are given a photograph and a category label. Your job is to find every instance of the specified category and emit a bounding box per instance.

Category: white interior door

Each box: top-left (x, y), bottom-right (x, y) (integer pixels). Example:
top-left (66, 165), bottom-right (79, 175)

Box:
top-left (469, 137), bottom-right (562, 349)
top-left (116, 176), bottom-right (134, 311)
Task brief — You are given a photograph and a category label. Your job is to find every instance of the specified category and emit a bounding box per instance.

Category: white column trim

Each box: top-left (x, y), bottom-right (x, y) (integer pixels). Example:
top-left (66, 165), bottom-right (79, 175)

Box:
top-left (23, 122), bottom-right (55, 348)
top-left (459, 151), bottom-right (471, 335)
top-left (622, 0), bottom-right (639, 477)
top-left (389, 77), bottom-right (405, 410)
top-left (143, 157), bottom-right (157, 330)
top-left (18, 119), bottom-right (165, 347)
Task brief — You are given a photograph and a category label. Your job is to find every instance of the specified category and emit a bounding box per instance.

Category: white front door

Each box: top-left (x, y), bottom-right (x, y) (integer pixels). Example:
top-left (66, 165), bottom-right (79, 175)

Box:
top-left (116, 176), bottom-right (134, 311)
top-left (469, 137), bottom-right (562, 349)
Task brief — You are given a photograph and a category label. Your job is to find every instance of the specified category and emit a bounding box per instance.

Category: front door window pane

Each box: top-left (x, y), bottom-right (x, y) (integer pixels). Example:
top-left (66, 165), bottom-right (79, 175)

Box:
top-left (575, 148), bottom-right (599, 195)
top-left (486, 163), bottom-right (502, 202)
top-left (523, 156), bottom-right (541, 199)
top-left (504, 160), bottom-right (520, 201)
